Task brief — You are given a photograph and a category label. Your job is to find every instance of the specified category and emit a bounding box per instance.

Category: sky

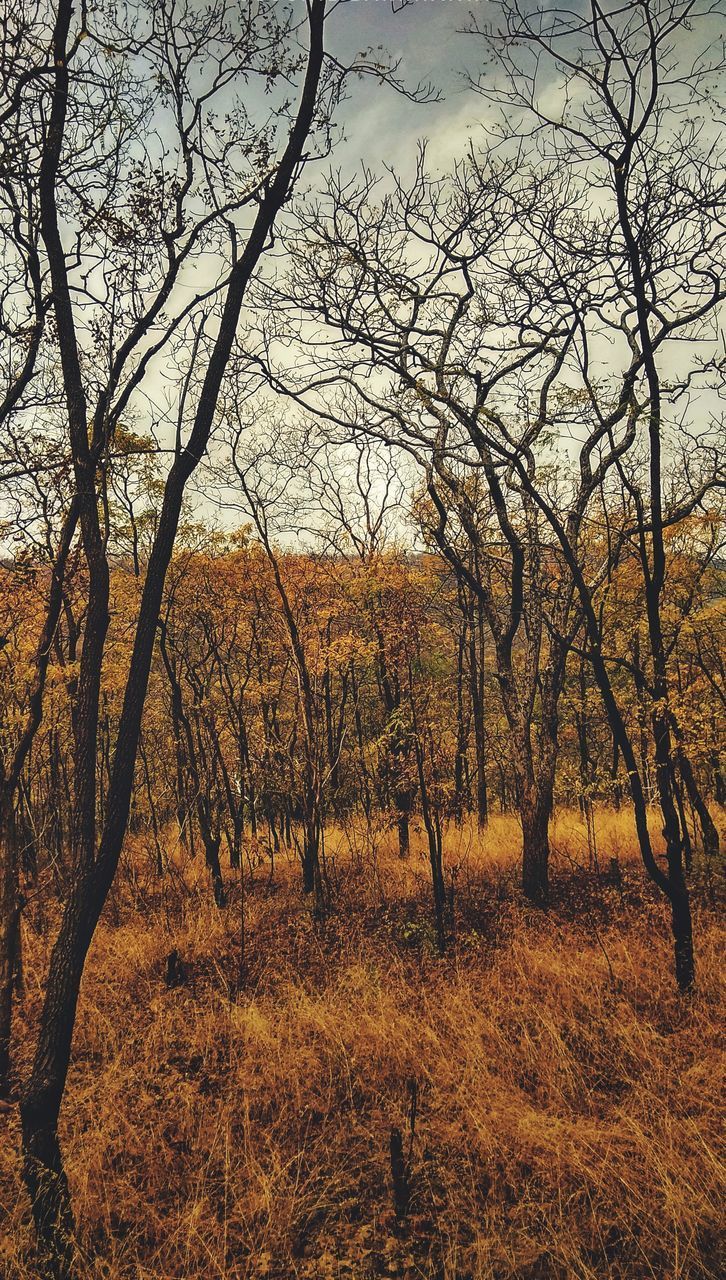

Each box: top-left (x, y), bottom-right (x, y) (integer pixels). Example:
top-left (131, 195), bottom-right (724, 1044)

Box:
top-left (6, 0), bottom-right (724, 549)
top-left (324, 0), bottom-right (492, 175)
top-left (326, 0), bottom-right (726, 179)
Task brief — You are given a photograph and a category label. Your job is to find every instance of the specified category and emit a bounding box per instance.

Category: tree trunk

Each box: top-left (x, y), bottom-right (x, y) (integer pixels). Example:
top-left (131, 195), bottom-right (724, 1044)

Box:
top-left (202, 828), bottom-right (226, 909)
top-left (301, 805), bottom-right (324, 918)
top-left (0, 803), bottom-right (20, 1097)
top-left (469, 599), bottom-right (488, 827)
top-left (21, 868), bottom-right (99, 1277)
top-left (453, 618), bottom-right (469, 822)
top-left (409, 680), bottom-right (446, 951)
top-left (670, 876), bottom-right (695, 993)
top-left (520, 779), bottom-right (553, 907)
top-left (677, 746), bottom-right (720, 859)
top-left (415, 741), bottom-right (446, 952)
top-left (302, 819), bottom-right (318, 895)
top-left (350, 661), bottom-right (373, 819)
top-left (396, 810), bottom-right (410, 860)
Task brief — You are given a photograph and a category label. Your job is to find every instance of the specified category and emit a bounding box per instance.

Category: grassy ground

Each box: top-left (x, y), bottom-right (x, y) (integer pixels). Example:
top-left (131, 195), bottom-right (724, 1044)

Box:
top-left (0, 810), bottom-right (723, 1279)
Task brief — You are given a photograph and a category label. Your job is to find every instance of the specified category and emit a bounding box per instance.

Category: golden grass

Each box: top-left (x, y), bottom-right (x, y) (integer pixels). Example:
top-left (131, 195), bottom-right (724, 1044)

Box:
top-left (0, 809), bottom-right (723, 1279)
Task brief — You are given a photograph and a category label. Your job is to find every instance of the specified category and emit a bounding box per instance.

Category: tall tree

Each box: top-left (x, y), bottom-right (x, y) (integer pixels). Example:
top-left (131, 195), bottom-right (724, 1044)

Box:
top-left (462, 0), bottom-right (725, 986)
top-left (8, 0), bottom-right (341, 1270)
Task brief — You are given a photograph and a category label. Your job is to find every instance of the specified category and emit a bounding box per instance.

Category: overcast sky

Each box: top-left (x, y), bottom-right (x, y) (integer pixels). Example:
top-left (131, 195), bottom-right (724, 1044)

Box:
top-left (325, 0), bottom-right (492, 175)
top-left (321, 0), bottom-right (725, 180)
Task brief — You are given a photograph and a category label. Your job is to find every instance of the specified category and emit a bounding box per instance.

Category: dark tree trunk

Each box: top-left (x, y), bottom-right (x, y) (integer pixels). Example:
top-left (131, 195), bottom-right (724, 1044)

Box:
top-left (21, 864), bottom-right (102, 1276)
top-left (520, 779), bottom-right (553, 907)
top-left (410, 688), bottom-right (446, 952)
top-left (453, 616), bottom-right (469, 822)
top-left (158, 624), bottom-right (226, 908)
top-left (350, 662), bottom-right (373, 819)
top-left (170, 696), bottom-right (189, 845)
top-left (670, 876), bottom-right (695, 993)
top-left (673, 775), bottom-right (693, 873)
top-left (202, 828), bottom-right (226, 909)
top-left (468, 597), bottom-right (488, 827)
top-left (302, 813), bottom-right (319, 896)
top-left (0, 803), bottom-right (20, 1097)
top-left (139, 733), bottom-right (164, 877)
top-left (396, 811), bottom-right (410, 860)
top-left (301, 802), bottom-right (325, 920)
top-left (0, 497), bottom-right (79, 1098)
top-left (677, 746), bottom-right (720, 860)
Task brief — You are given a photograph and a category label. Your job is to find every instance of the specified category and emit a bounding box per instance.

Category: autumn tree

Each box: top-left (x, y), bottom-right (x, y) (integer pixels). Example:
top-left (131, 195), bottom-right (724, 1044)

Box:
top-left (250, 148), bottom-right (594, 903)
top-left (458, 0), bottom-right (725, 987)
top-left (0, 0), bottom-right (361, 1269)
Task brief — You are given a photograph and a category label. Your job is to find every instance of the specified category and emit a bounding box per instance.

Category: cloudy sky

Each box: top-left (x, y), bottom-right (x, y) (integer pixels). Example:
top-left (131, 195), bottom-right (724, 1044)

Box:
top-left (325, 0), bottom-right (492, 174)
top-left (321, 0), bottom-right (724, 180)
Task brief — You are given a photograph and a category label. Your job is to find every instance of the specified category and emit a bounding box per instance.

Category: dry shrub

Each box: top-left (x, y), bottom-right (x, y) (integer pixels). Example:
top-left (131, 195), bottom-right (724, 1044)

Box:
top-left (0, 810), bottom-right (723, 1279)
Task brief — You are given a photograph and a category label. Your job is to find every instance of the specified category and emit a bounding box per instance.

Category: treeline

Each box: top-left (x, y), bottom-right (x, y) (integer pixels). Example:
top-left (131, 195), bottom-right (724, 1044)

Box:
top-left (3, 509), bottom-right (722, 922)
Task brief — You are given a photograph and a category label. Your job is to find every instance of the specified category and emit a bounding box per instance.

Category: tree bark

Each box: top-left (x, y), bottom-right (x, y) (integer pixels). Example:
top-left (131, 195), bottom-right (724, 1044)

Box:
top-left (520, 776), bottom-right (554, 907)
top-left (676, 743), bottom-right (720, 860)
top-left (469, 604), bottom-right (488, 828)
top-left (0, 803), bottom-right (20, 1096)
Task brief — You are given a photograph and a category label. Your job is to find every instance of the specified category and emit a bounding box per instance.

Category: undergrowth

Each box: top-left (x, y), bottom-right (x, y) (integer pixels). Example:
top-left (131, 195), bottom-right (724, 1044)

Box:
top-left (0, 810), bottom-right (723, 1279)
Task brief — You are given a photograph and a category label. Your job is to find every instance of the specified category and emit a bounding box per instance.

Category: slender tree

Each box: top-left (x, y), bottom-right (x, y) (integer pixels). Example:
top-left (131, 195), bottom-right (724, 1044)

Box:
top-left (11, 0), bottom-right (341, 1270)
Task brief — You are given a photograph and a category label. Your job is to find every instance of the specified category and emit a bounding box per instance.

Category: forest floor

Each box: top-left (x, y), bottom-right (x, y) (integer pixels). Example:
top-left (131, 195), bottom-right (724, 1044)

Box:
top-left (0, 809), bottom-right (724, 1280)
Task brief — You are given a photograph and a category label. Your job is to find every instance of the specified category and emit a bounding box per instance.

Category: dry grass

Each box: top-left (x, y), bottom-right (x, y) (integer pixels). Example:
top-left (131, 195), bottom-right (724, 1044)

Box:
top-left (0, 809), bottom-right (724, 1279)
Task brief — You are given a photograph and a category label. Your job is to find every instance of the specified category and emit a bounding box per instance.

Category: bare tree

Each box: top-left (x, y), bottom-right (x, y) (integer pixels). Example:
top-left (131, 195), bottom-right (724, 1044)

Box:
top-left (230, 420), bottom-right (330, 910)
top-left (246, 0), bottom-right (724, 983)
top-left (249, 151), bottom-right (590, 903)
top-left (2, 0), bottom-right (352, 1269)
top-left (459, 0), bottom-right (726, 987)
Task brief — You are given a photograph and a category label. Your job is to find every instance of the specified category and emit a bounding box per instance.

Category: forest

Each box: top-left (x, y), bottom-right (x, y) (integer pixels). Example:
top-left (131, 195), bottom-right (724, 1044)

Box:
top-left (0, 1), bottom-right (724, 1278)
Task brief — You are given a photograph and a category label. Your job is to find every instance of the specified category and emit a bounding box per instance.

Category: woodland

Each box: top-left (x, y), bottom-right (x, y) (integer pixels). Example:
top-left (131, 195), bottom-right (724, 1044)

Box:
top-left (0, 1), bottom-right (724, 1278)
